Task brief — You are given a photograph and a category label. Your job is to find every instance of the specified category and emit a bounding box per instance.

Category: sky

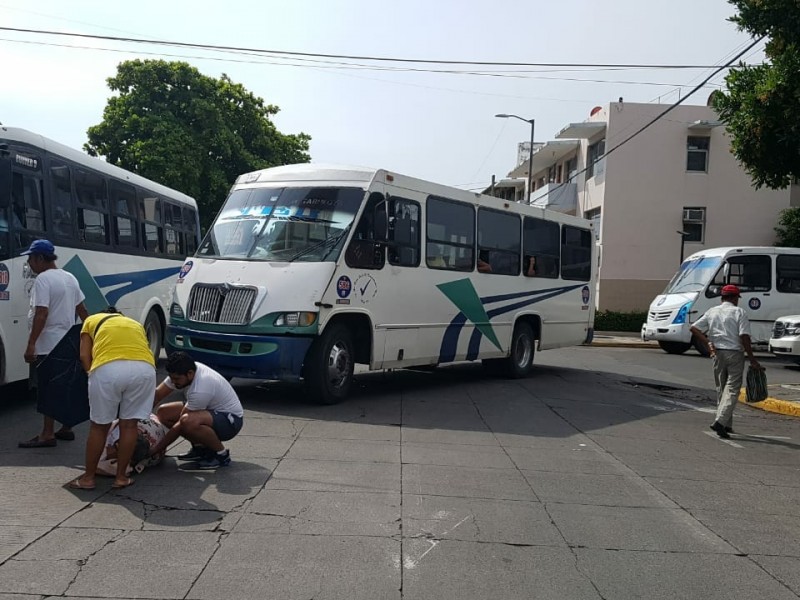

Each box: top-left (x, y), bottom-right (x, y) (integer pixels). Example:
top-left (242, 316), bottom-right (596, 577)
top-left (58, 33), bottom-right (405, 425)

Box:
top-left (0, 0), bottom-right (763, 195)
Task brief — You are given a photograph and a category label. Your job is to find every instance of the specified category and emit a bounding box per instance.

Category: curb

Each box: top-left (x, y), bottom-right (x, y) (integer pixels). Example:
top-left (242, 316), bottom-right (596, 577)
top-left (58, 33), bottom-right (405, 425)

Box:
top-left (737, 389), bottom-right (800, 418)
top-left (586, 341), bottom-right (659, 349)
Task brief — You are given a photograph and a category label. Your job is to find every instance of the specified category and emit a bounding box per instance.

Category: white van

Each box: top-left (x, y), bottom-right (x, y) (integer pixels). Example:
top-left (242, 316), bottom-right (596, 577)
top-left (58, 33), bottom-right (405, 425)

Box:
top-left (642, 247), bottom-right (800, 355)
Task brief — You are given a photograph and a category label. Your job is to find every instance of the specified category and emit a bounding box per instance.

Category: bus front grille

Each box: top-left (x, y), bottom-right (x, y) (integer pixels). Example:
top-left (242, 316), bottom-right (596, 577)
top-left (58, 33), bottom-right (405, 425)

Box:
top-left (187, 284), bottom-right (257, 325)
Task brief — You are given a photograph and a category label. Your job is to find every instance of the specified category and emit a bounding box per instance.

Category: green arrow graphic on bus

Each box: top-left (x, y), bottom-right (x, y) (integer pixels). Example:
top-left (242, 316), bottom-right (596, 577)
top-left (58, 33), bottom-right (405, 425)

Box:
top-left (62, 255), bottom-right (108, 314)
top-left (436, 279), bottom-right (502, 351)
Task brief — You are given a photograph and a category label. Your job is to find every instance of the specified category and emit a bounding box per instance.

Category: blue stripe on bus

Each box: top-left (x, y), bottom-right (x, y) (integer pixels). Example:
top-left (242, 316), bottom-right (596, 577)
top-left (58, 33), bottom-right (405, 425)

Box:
top-left (439, 313), bottom-right (469, 363)
top-left (95, 266), bottom-right (181, 306)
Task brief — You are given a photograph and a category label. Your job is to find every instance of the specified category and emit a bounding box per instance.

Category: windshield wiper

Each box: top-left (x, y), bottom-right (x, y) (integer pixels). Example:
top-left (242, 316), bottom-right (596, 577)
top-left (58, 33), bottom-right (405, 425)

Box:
top-left (286, 225), bottom-right (351, 262)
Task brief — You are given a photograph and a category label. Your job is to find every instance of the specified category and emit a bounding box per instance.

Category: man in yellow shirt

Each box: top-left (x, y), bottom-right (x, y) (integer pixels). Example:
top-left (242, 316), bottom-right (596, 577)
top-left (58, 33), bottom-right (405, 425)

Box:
top-left (68, 307), bottom-right (156, 491)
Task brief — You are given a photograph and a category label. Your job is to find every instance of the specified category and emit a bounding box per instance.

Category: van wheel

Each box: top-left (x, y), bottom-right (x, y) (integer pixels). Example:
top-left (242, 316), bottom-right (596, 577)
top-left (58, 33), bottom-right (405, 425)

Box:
top-left (144, 310), bottom-right (163, 361)
top-left (658, 341), bottom-right (691, 355)
top-left (503, 322), bottom-right (535, 378)
top-left (692, 337), bottom-right (710, 357)
top-left (303, 324), bottom-right (354, 405)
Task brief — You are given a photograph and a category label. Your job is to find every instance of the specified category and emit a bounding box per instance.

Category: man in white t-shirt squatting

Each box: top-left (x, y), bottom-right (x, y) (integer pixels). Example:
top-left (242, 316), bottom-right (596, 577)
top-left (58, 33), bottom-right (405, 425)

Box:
top-left (19, 239), bottom-right (89, 448)
top-left (150, 352), bottom-right (244, 469)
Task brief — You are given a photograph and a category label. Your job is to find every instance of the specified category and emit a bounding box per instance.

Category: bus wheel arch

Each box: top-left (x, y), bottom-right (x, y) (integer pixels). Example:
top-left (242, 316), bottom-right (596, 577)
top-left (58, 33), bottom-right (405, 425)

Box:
top-left (303, 313), bottom-right (372, 405)
top-left (144, 306), bottom-right (166, 361)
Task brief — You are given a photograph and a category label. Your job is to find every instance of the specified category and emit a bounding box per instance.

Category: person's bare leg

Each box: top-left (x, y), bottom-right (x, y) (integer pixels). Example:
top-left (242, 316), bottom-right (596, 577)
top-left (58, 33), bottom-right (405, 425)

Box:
top-left (114, 419), bottom-right (138, 487)
top-left (39, 415), bottom-right (56, 441)
top-left (181, 412), bottom-right (224, 452)
top-left (74, 422), bottom-right (112, 488)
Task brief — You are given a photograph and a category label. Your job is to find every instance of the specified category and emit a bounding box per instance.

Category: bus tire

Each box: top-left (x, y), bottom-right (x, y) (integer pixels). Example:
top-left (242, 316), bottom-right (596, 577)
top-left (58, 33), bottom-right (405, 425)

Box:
top-left (503, 322), bottom-right (535, 378)
top-left (303, 323), bottom-right (354, 405)
top-left (692, 337), bottom-right (710, 357)
top-left (658, 341), bottom-right (691, 355)
top-left (144, 310), bottom-right (163, 361)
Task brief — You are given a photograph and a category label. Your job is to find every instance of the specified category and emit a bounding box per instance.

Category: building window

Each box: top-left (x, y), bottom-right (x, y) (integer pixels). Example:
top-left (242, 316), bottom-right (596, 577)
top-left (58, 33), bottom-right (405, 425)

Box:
top-left (687, 136), bottom-right (710, 172)
top-left (682, 207), bottom-right (705, 242)
top-left (587, 139), bottom-right (605, 179)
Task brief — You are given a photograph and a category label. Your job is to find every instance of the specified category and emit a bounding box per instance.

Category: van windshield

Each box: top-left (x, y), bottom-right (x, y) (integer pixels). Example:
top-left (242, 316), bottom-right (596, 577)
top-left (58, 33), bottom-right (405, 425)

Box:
top-left (663, 256), bottom-right (722, 294)
top-left (197, 186), bottom-right (364, 261)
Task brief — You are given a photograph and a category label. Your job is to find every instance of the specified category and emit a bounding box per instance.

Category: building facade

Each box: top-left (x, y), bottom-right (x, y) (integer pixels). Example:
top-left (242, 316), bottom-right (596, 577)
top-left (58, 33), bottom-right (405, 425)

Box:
top-left (490, 101), bottom-right (799, 311)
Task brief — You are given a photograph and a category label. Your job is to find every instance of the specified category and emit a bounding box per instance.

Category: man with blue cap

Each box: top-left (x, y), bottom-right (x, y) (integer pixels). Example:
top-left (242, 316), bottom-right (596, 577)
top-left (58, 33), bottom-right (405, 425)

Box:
top-left (18, 239), bottom-right (89, 448)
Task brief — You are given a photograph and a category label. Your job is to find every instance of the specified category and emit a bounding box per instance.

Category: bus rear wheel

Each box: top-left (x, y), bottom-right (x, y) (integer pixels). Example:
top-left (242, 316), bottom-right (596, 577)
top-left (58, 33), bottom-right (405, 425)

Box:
top-left (658, 340), bottom-right (691, 355)
top-left (303, 324), bottom-right (354, 405)
top-left (144, 310), bottom-right (163, 361)
top-left (503, 322), bottom-right (535, 378)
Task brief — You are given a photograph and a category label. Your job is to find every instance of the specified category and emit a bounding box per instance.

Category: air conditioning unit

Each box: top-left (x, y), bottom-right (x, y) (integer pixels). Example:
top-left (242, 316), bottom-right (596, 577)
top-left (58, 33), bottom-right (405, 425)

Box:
top-left (683, 208), bottom-right (705, 222)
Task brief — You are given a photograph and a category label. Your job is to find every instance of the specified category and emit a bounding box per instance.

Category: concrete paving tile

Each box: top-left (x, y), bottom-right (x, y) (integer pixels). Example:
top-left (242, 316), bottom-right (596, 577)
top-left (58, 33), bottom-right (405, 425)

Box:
top-left (547, 504), bottom-right (734, 553)
top-left (643, 477), bottom-right (800, 516)
top-left (403, 464), bottom-right (535, 501)
top-left (244, 488), bottom-right (400, 536)
top-left (60, 498), bottom-right (146, 530)
top-left (493, 432), bottom-right (595, 448)
top-left (221, 435), bottom-right (296, 459)
top-left (524, 471), bottom-right (672, 507)
top-left (14, 527), bottom-right (119, 560)
top-left (265, 458), bottom-right (400, 494)
top-left (692, 511), bottom-right (800, 557)
top-left (612, 452), bottom-right (760, 484)
top-left (68, 531), bottom-right (219, 599)
top-left (286, 438), bottom-right (400, 463)
top-left (401, 428), bottom-right (499, 446)
top-left (0, 559), bottom-right (79, 596)
top-left (142, 508), bottom-right (225, 531)
top-left (188, 533), bottom-right (400, 600)
top-left (0, 484), bottom-right (99, 527)
top-left (403, 539), bottom-right (598, 600)
top-left (750, 556), bottom-right (800, 596)
top-left (732, 463), bottom-right (800, 487)
top-left (586, 433), bottom-right (707, 460)
top-left (575, 548), bottom-right (799, 599)
top-left (299, 421), bottom-right (401, 441)
top-left (403, 494), bottom-right (564, 546)
top-left (112, 483), bottom-right (247, 515)
top-left (506, 446), bottom-right (628, 475)
top-left (236, 417), bottom-right (304, 438)
top-left (401, 442), bottom-right (515, 469)
top-left (0, 526), bottom-right (49, 563)
top-left (0, 594), bottom-right (43, 600)
top-left (401, 402), bottom-right (488, 430)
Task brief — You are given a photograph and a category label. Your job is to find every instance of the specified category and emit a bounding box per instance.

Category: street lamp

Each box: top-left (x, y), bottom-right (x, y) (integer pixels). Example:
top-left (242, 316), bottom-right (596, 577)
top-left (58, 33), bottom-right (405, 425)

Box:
top-left (677, 230), bottom-right (691, 264)
top-left (496, 114), bottom-right (535, 203)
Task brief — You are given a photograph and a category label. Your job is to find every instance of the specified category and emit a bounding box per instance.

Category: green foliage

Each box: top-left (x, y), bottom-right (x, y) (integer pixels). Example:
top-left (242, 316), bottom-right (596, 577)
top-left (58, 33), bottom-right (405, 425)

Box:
top-left (593, 310), bottom-right (648, 333)
top-left (713, 0), bottom-right (800, 189)
top-left (85, 60), bottom-right (311, 229)
top-left (775, 207), bottom-right (800, 247)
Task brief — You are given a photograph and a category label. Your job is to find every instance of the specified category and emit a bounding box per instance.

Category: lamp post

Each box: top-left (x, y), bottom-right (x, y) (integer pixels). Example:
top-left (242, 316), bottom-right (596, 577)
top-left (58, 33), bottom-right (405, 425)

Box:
top-left (677, 230), bottom-right (691, 264)
top-left (496, 114), bottom-right (535, 203)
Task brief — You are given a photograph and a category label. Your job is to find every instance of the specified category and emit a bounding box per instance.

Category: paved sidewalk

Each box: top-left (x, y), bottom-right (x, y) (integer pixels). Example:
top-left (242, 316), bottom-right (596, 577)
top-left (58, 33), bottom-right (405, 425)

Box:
top-left (588, 331), bottom-right (658, 349)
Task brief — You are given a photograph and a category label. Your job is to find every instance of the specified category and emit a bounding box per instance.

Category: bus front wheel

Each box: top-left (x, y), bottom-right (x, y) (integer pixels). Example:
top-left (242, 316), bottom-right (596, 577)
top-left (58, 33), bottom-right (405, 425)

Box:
top-left (304, 324), bottom-right (355, 405)
top-left (144, 310), bottom-right (163, 361)
top-left (504, 322), bottom-right (535, 378)
top-left (658, 341), bottom-right (691, 355)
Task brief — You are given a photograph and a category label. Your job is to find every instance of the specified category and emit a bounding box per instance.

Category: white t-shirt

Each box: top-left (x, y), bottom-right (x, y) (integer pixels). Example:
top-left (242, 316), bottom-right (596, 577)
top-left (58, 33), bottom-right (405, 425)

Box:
top-left (692, 302), bottom-right (752, 351)
top-left (28, 269), bottom-right (86, 355)
top-left (164, 362), bottom-right (244, 417)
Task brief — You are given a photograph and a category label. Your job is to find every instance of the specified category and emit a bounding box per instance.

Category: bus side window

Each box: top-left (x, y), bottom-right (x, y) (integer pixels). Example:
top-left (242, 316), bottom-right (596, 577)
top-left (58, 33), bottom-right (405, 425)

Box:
top-left (345, 192), bottom-right (386, 270)
top-left (777, 255), bottom-right (800, 293)
top-left (75, 169), bottom-right (109, 245)
top-left (139, 192), bottom-right (163, 254)
top-left (523, 216), bottom-right (559, 278)
top-left (49, 161), bottom-right (75, 240)
top-left (388, 198), bottom-right (420, 267)
top-left (11, 172), bottom-right (44, 232)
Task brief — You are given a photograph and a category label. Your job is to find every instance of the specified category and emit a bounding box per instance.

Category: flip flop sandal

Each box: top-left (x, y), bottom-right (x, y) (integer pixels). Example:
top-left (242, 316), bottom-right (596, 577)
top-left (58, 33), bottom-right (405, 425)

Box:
top-left (55, 430), bottom-right (76, 441)
top-left (19, 437), bottom-right (57, 448)
top-left (67, 478), bottom-right (96, 491)
top-left (111, 477), bottom-right (134, 489)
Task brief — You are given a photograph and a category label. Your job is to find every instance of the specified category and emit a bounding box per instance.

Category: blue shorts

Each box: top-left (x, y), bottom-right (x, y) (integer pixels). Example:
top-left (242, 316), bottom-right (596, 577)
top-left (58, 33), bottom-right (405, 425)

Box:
top-left (210, 411), bottom-right (243, 442)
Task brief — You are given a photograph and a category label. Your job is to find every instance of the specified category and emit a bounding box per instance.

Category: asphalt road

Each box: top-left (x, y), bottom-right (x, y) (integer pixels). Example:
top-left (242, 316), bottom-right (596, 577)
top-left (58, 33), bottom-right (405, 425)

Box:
top-left (1, 345), bottom-right (800, 599)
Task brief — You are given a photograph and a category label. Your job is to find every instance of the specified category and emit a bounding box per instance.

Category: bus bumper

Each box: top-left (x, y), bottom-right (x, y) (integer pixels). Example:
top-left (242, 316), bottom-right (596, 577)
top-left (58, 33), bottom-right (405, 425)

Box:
top-left (165, 325), bottom-right (313, 381)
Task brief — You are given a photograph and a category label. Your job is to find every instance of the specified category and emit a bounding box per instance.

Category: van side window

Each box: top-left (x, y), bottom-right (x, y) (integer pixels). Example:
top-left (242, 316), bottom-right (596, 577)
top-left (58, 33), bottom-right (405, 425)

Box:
top-left (388, 198), bottom-right (420, 267)
top-left (777, 255), bottom-right (800, 293)
top-left (708, 255), bottom-right (771, 296)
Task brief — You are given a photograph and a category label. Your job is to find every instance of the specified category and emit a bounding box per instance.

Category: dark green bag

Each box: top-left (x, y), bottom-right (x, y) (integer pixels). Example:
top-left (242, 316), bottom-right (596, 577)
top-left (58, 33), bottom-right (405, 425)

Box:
top-left (745, 367), bottom-right (768, 402)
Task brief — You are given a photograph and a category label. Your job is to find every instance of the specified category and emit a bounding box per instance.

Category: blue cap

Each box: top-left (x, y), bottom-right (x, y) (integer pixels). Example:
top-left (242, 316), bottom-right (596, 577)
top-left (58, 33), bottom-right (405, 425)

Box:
top-left (20, 239), bottom-right (55, 256)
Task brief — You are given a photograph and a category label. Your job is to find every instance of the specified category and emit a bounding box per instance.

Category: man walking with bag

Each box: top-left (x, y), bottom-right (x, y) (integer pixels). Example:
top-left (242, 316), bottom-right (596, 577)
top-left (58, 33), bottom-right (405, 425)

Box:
top-left (690, 284), bottom-right (761, 439)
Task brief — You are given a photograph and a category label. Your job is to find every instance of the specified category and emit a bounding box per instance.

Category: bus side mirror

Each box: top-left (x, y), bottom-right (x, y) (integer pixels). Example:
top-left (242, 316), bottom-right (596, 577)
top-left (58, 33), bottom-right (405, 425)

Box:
top-left (723, 262), bottom-right (730, 280)
top-left (707, 285), bottom-right (721, 298)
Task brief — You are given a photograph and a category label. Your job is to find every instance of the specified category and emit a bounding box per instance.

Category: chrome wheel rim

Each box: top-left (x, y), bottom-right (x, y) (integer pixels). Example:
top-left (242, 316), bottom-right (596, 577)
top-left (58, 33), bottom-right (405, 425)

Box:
top-left (326, 341), bottom-right (352, 390)
top-left (145, 319), bottom-right (160, 357)
top-left (514, 333), bottom-right (532, 368)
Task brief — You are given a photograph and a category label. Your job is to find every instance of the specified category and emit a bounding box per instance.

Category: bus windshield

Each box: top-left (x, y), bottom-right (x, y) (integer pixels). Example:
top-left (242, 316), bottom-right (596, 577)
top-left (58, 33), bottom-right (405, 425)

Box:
top-left (663, 256), bottom-right (722, 294)
top-left (197, 186), bottom-right (365, 262)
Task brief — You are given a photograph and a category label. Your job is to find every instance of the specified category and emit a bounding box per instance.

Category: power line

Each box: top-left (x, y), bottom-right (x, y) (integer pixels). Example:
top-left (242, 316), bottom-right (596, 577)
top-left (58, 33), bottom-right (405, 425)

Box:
top-left (0, 26), bottom-right (748, 69)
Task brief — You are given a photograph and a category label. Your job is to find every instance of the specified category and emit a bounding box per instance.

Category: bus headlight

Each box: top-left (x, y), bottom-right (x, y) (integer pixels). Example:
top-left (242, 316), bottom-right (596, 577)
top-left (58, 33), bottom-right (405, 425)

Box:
top-left (170, 303), bottom-right (185, 319)
top-left (274, 312), bottom-right (317, 327)
top-left (672, 302), bottom-right (692, 325)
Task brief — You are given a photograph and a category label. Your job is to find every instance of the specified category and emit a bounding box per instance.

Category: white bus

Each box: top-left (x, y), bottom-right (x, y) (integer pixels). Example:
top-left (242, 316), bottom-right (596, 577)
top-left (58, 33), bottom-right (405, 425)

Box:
top-left (167, 164), bottom-right (596, 403)
top-left (642, 246), bottom-right (800, 354)
top-left (0, 126), bottom-right (200, 387)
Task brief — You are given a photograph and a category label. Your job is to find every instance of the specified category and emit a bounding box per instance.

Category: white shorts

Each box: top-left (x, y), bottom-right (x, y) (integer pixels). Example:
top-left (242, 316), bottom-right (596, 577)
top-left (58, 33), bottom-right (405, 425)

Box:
top-left (88, 360), bottom-right (156, 424)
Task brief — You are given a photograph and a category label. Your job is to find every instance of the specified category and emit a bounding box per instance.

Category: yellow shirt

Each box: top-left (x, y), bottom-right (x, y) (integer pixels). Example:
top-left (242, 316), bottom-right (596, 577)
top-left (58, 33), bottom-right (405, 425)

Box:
top-left (81, 313), bottom-right (155, 372)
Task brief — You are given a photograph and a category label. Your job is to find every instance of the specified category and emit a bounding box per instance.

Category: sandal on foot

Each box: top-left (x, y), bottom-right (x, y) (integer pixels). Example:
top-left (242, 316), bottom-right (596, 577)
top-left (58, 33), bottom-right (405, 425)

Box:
top-left (67, 478), bottom-right (95, 490)
top-left (111, 477), bottom-right (134, 489)
top-left (54, 430), bottom-right (75, 441)
top-left (19, 437), bottom-right (57, 448)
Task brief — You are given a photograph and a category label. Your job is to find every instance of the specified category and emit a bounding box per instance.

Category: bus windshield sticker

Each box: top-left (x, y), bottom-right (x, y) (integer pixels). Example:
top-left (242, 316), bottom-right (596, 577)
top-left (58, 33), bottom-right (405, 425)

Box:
top-left (0, 263), bottom-right (9, 300)
top-left (337, 276), bottom-right (352, 298)
top-left (178, 260), bottom-right (194, 282)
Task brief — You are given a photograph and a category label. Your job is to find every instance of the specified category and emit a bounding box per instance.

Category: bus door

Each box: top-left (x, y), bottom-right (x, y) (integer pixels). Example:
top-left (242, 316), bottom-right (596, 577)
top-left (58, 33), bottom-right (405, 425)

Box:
top-left (0, 148), bottom-right (11, 261)
top-left (707, 254), bottom-right (773, 343)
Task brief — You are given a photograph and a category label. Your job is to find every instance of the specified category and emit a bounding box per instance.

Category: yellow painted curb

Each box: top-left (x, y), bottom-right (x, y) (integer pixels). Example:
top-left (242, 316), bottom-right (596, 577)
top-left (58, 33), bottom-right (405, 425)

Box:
top-left (738, 388), bottom-right (800, 417)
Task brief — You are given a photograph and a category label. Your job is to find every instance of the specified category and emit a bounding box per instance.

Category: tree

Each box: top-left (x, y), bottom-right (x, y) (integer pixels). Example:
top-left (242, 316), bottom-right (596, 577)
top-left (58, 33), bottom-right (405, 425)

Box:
top-left (713, 0), bottom-right (800, 189)
top-left (85, 60), bottom-right (311, 229)
top-left (775, 207), bottom-right (800, 247)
